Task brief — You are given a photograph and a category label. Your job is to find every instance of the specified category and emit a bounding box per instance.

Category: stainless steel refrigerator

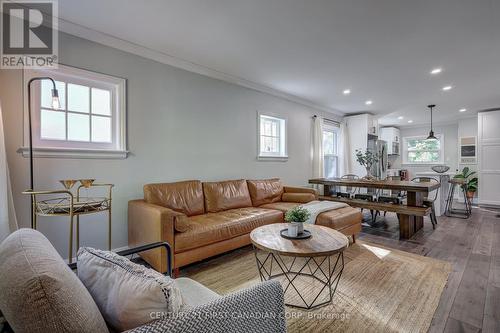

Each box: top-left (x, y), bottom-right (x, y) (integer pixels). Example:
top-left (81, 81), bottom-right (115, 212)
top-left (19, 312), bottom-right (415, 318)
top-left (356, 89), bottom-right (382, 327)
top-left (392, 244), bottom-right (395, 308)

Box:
top-left (368, 139), bottom-right (388, 180)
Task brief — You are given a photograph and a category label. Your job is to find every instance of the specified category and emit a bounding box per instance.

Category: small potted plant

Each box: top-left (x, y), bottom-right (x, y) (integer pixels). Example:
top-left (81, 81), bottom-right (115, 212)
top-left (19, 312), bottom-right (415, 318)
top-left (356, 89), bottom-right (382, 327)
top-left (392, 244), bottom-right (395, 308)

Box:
top-left (454, 167), bottom-right (478, 200)
top-left (355, 149), bottom-right (380, 180)
top-left (284, 206), bottom-right (310, 236)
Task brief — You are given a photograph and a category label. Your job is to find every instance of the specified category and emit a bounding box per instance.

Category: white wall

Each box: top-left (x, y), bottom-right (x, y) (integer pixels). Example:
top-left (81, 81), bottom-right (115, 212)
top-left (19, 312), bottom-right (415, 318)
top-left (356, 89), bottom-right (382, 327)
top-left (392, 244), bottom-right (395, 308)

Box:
top-left (395, 123), bottom-right (459, 178)
top-left (0, 33), bottom-right (341, 258)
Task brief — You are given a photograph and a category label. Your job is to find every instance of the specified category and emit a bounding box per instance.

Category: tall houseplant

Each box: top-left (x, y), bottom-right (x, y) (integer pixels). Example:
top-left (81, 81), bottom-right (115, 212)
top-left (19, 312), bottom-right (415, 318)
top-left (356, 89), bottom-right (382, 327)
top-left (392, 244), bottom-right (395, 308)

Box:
top-left (355, 149), bottom-right (380, 180)
top-left (454, 167), bottom-right (478, 199)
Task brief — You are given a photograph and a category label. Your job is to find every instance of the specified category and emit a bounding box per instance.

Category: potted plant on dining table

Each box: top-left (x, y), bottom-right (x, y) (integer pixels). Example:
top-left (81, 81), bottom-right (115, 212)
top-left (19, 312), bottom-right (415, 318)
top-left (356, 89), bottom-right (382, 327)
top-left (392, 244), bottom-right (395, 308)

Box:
top-left (355, 149), bottom-right (380, 180)
top-left (285, 206), bottom-right (311, 237)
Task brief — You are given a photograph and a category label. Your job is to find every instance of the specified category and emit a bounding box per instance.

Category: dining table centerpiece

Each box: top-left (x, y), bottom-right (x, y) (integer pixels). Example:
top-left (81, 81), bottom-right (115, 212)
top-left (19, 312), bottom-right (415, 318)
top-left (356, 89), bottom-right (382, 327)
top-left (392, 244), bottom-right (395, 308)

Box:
top-left (355, 149), bottom-right (380, 180)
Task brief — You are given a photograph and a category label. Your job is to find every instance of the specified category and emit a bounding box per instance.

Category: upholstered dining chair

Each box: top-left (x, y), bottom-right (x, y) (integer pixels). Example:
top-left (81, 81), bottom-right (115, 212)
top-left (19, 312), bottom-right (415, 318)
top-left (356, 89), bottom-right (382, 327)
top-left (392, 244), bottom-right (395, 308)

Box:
top-left (411, 177), bottom-right (440, 229)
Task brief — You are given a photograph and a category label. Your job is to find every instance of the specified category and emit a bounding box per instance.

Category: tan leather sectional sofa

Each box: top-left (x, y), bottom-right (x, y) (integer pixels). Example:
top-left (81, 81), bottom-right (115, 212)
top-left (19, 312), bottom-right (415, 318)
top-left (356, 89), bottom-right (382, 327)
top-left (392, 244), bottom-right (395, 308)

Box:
top-left (128, 179), bottom-right (362, 273)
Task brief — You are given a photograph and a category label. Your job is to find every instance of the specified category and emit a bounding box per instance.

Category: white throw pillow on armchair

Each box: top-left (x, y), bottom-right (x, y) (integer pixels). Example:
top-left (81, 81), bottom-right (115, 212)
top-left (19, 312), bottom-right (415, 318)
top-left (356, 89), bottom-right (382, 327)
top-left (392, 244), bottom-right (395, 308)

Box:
top-left (77, 247), bottom-right (184, 332)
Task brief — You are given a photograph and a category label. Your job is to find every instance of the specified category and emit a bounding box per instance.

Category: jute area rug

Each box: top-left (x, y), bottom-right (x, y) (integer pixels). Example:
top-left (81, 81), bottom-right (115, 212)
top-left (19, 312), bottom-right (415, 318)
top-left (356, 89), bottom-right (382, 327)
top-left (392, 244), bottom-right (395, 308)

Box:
top-left (182, 241), bottom-right (451, 333)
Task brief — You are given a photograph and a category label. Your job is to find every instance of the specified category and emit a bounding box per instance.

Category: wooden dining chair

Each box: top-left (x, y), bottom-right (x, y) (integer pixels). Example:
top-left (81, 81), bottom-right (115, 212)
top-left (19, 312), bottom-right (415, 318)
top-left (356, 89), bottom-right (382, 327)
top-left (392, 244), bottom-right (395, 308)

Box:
top-left (336, 174), bottom-right (360, 198)
top-left (411, 177), bottom-right (440, 229)
top-left (348, 175), bottom-right (378, 223)
top-left (371, 176), bottom-right (403, 222)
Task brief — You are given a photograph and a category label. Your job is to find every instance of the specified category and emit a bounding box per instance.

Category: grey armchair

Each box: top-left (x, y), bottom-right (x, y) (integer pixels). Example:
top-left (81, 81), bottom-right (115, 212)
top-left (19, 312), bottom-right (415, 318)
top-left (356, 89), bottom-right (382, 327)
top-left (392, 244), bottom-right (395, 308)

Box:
top-left (0, 229), bottom-right (286, 333)
top-left (125, 281), bottom-right (286, 333)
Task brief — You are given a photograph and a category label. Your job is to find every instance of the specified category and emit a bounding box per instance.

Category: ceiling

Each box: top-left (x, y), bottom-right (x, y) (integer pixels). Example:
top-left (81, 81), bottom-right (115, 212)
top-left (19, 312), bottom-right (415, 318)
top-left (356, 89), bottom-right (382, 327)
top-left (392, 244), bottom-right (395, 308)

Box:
top-left (56, 0), bottom-right (500, 126)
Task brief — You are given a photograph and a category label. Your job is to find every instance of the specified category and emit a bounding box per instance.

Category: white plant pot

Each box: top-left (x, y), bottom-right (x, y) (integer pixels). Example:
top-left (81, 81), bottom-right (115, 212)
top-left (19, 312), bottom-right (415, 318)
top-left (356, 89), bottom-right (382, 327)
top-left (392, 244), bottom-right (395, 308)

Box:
top-left (287, 224), bottom-right (298, 237)
top-left (292, 222), bottom-right (304, 234)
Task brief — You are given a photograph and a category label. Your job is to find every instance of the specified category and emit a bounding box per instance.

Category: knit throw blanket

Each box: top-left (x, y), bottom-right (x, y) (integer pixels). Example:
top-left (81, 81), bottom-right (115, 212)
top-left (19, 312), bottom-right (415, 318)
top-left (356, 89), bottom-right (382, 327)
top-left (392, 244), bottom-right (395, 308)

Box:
top-left (301, 200), bottom-right (349, 224)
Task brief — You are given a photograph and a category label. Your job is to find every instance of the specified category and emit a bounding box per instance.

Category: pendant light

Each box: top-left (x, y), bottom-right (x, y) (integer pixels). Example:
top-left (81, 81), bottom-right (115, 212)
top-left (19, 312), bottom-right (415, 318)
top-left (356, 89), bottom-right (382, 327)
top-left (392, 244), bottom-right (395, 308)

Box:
top-left (426, 104), bottom-right (438, 140)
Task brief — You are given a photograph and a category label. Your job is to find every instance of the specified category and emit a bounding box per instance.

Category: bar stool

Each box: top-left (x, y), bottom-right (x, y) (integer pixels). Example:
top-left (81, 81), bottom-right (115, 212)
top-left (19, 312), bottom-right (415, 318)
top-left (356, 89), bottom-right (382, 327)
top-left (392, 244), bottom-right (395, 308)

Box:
top-left (445, 178), bottom-right (471, 219)
top-left (412, 177), bottom-right (440, 229)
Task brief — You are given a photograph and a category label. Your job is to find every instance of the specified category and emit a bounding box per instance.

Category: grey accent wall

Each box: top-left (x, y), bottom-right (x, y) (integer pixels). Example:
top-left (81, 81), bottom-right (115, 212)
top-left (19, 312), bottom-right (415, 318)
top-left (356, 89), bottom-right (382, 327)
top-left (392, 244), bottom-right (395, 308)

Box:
top-left (0, 33), bottom-right (341, 258)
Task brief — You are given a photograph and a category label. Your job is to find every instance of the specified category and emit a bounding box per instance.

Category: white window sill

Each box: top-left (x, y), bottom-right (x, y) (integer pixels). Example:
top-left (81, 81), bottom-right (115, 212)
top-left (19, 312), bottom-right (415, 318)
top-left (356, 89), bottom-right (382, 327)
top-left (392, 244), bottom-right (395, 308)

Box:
top-left (17, 147), bottom-right (129, 159)
top-left (257, 155), bottom-right (288, 162)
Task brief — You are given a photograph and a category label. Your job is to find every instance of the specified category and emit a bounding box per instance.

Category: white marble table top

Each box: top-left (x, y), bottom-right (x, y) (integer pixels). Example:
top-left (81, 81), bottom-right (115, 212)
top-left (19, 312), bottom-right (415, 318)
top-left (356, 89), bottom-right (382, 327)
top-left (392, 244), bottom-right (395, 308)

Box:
top-left (415, 171), bottom-right (456, 176)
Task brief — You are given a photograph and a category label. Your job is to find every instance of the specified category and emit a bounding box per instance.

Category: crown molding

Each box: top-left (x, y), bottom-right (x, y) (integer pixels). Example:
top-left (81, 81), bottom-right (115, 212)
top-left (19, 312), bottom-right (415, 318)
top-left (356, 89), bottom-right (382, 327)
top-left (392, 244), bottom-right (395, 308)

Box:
top-left (56, 18), bottom-right (343, 117)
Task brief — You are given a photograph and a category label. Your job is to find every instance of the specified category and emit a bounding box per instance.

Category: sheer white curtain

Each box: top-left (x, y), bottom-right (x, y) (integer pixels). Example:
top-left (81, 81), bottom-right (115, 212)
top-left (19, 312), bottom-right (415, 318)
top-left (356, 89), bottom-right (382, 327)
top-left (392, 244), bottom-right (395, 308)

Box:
top-left (338, 121), bottom-right (351, 177)
top-left (312, 116), bottom-right (324, 178)
top-left (0, 102), bottom-right (18, 242)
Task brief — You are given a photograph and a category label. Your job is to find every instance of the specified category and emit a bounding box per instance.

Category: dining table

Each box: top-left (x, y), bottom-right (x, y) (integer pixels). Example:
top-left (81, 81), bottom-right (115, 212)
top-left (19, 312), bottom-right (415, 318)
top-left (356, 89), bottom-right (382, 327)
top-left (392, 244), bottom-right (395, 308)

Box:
top-left (309, 178), bottom-right (441, 239)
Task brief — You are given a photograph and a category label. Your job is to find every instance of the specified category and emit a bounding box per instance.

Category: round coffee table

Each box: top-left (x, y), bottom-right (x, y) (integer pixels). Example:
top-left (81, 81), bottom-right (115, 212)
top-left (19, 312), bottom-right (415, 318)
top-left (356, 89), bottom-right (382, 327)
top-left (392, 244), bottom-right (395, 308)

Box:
top-left (250, 223), bottom-right (349, 309)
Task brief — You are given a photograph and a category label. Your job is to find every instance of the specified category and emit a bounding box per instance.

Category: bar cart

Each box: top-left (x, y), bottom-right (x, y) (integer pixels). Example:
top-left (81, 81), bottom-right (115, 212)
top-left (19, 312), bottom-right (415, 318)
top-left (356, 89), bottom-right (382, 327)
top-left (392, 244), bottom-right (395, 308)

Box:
top-left (23, 180), bottom-right (113, 263)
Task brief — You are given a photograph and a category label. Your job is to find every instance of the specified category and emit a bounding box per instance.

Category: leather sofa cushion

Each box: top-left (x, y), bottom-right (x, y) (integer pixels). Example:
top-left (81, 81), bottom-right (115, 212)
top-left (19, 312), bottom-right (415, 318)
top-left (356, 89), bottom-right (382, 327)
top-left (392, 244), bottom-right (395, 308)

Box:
top-left (316, 207), bottom-right (362, 231)
top-left (259, 202), bottom-right (300, 213)
top-left (281, 192), bottom-right (316, 203)
top-left (144, 180), bottom-right (204, 216)
top-left (246, 179), bottom-right (284, 206)
top-left (174, 215), bottom-right (192, 233)
top-left (175, 207), bottom-right (283, 252)
top-left (203, 180), bottom-right (252, 213)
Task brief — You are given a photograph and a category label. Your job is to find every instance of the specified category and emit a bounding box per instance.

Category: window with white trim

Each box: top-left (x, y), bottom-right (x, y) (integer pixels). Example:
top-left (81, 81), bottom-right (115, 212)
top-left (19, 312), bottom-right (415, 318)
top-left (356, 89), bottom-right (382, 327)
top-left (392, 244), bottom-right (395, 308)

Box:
top-left (258, 114), bottom-right (287, 160)
top-left (22, 65), bottom-right (127, 158)
top-left (323, 124), bottom-right (340, 178)
top-left (402, 135), bottom-right (444, 164)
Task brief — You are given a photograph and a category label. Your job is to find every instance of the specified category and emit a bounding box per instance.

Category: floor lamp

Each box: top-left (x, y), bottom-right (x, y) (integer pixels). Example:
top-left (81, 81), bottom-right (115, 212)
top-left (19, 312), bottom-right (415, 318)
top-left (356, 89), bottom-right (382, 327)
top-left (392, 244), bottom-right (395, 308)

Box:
top-left (27, 77), bottom-right (60, 228)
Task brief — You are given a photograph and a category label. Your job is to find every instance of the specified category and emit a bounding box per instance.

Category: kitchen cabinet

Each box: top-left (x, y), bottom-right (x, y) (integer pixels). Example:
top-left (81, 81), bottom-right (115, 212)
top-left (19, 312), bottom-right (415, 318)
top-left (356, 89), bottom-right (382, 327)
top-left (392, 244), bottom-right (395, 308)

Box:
top-left (380, 127), bottom-right (400, 155)
top-left (368, 115), bottom-right (378, 136)
top-left (345, 114), bottom-right (369, 176)
top-left (478, 110), bottom-right (500, 206)
top-left (344, 113), bottom-right (380, 176)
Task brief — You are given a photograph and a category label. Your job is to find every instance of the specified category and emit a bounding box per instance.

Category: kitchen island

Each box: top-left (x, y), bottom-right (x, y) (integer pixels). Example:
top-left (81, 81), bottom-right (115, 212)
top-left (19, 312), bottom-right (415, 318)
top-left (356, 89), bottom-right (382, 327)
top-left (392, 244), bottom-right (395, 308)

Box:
top-left (414, 171), bottom-right (456, 216)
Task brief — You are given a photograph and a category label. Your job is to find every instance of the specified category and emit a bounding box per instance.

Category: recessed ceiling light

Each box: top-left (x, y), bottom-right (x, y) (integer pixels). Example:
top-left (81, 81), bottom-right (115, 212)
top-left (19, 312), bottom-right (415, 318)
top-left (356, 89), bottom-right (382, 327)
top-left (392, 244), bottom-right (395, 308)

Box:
top-left (442, 85), bottom-right (453, 91)
top-left (430, 68), bottom-right (442, 75)
top-left (398, 116), bottom-right (404, 120)
top-left (365, 100), bottom-right (373, 105)
top-left (459, 108), bottom-right (467, 112)
top-left (343, 89), bottom-right (351, 95)
top-left (408, 120), bottom-right (413, 123)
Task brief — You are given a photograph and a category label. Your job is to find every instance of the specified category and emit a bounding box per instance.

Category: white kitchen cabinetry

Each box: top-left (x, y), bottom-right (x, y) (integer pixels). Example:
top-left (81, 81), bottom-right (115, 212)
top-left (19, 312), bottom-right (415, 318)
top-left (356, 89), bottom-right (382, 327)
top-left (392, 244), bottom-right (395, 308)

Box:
top-left (345, 114), bottom-right (368, 176)
top-left (380, 127), bottom-right (401, 155)
top-left (345, 113), bottom-right (379, 176)
top-left (368, 115), bottom-right (378, 136)
top-left (478, 110), bottom-right (500, 206)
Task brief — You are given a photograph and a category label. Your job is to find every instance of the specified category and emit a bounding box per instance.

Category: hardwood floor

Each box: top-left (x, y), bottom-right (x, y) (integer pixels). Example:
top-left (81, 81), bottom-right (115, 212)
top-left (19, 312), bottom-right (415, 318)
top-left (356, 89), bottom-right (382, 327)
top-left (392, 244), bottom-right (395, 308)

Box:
top-left (358, 206), bottom-right (500, 333)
